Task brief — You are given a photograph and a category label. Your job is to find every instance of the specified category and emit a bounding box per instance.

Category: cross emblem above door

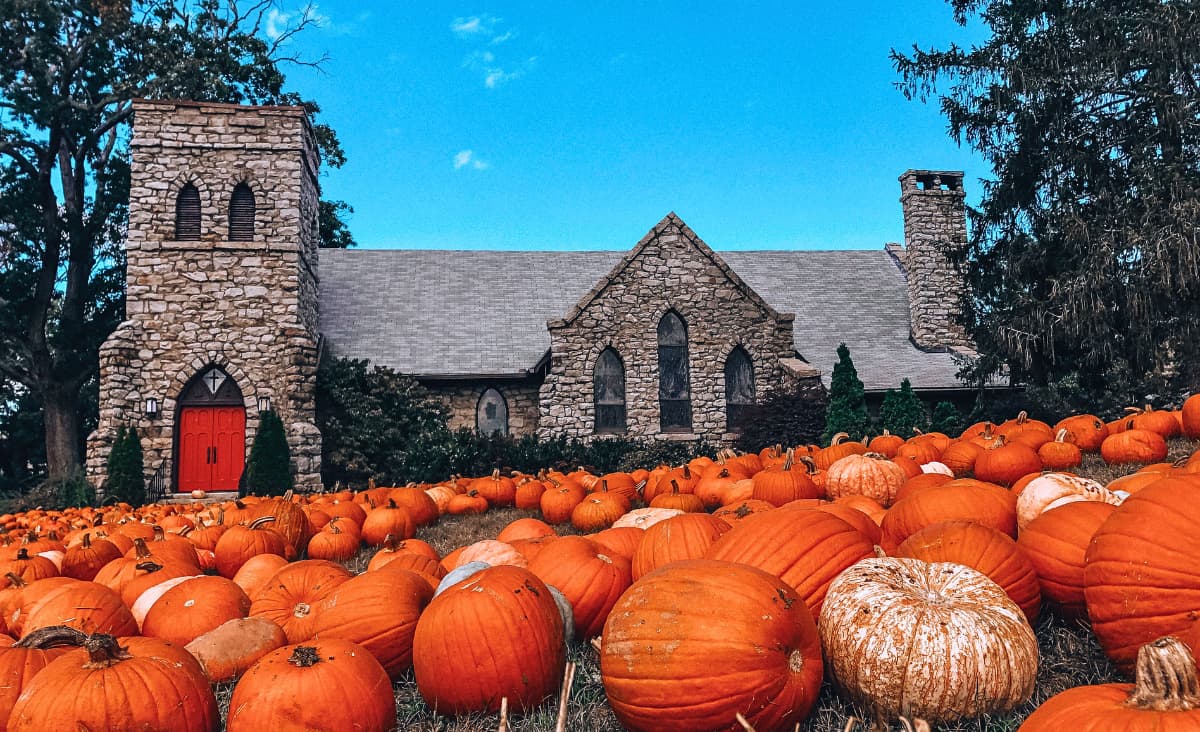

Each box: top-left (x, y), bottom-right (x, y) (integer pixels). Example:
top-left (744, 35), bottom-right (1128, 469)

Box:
top-left (203, 368), bottom-right (228, 395)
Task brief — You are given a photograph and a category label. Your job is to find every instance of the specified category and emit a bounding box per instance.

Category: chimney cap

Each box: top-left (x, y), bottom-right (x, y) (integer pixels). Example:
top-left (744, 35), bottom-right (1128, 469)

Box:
top-left (899, 170), bottom-right (964, 193)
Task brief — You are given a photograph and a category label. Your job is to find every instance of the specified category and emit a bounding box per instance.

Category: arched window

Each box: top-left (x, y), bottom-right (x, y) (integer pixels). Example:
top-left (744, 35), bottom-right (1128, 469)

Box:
top-left (657, 310), bottom-right (692, 431)
top-left (594, 347), bottom-right (626, 433)
top-left (725, 346), bottom-right (755, 430)
top-left (228, 182), bottom-right (255, 241)
top-left (476, 388), bottom-right (508, 436)
top-left (174, 183), bottom-right (201, 240)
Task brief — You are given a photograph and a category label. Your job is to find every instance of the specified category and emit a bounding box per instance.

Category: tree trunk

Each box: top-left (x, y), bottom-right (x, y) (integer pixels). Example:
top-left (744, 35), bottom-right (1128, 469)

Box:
top-left (42, 390), bottom-right (82, 481)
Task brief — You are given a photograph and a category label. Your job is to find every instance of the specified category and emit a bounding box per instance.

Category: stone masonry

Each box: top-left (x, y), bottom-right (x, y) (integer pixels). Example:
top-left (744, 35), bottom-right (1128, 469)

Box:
top-left (899, 169), bottom-right (972, 350)
top-left (538, 214), bottom-right (814, 442)
top-left (425, 381), bottom-right (541, 436)
top-left (86, 100), bottom-right (323, 493)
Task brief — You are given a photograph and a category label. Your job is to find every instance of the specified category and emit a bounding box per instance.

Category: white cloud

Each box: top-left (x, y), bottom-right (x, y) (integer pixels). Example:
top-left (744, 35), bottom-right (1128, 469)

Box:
top-left (453, 150), bottom-right (489, 171)
top-left (451, 15), bottom-right (499, 38)
top-left (451, 13), bottom-right (530, 87)
top-left (464, 52), bottom-right (537, 89)
top-left (265, 8), bottom-right (291, 40)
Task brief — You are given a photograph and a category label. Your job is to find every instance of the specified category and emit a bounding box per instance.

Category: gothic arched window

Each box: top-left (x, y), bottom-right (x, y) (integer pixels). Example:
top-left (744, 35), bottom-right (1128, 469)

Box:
top-left (228, 182), bottom-right (255, 241)
top-left (594, 347), bottom-right (626, 433)
top-left (657, 310), bottom-right (692, 432)
top-left (725, 346), bottom-right (755, 430)
top-left (174, 183), bottom-right (201, 239)
top-left (476, 388), bottom-right (509, 436)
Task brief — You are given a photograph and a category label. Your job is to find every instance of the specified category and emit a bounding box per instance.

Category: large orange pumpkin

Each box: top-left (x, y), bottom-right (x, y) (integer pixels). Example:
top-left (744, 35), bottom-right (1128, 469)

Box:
top-left (705, 508), bottom-right (874, 617)
top-left (9, 634), bottom-right (218, 731)
top-left (825, 452), bottom-right (906, 507)
top-left (309, 567), bottom-right (433, 679)
top-left (894, 520), bottom-right (1041, 622)
top-left (1099, 428), bottom-right (1169, 465)
top-left (880, 480), bottom-right (1017, 553)
top-left (1019, 636), bottom-right (1200, 731)
top-left (1084, 482), bottom-right (1200, 670)
top-left (631, 513), bottom-right (731, 580)
top-left (249, 560), bottom-right (351, 643)
top-left (141, 575), bottom-right (251, 647)
top-left (1017, 501), bottom-right (1117, 620)
top-left (600, 559), bottom-right (823, 732)
top-left (527, 535), bottom-right (631, 639)
top-left (226, 640), bottom-right (396, 732)
top-left (412, 565), bottom-right (565, 714)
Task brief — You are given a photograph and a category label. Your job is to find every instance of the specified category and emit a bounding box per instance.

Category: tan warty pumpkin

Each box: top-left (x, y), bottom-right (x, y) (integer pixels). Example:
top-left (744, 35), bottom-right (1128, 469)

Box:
top-left (819, 556), bottom-right (1038, 722)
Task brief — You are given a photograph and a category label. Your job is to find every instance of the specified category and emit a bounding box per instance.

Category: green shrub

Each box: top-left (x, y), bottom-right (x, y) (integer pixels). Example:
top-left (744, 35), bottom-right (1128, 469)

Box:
top-left (929, 400), bottom-right (964, 436)
top-left (732, 380), bottom-right (828, 452)
top-left (244, 410), bottom-right (294, 496)
top-left (878, 378), bottom-right (928, 439)
top-left (823, 343), bottom-right (870, 444)
top-left (104, 425), bottom-right (145, 505)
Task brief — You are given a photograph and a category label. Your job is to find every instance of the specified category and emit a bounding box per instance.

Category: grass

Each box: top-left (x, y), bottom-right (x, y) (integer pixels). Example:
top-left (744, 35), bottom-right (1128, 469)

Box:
top-left (218, 441), bottom-right (1195, 731)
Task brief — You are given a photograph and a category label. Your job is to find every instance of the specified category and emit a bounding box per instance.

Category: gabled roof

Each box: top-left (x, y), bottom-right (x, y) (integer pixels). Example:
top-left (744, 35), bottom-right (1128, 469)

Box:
top-left (551, 213), bottom-right (790, 328)
top-left (319, 244), bottom-right (971, 392)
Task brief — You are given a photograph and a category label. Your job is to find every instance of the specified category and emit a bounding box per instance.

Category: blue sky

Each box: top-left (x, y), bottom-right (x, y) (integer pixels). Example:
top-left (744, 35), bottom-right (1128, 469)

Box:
top-left (279, 2), bottom-right (988, 251)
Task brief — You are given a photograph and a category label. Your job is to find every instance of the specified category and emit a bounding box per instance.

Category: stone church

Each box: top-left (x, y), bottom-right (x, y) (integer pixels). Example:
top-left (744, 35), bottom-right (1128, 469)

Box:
top-left (87, 100), bottom-right (980, 494)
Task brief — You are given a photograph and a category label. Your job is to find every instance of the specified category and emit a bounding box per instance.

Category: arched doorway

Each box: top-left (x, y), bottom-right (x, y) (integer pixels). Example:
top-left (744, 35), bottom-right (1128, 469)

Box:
top-left (176, 366), bottom-right (246, 492)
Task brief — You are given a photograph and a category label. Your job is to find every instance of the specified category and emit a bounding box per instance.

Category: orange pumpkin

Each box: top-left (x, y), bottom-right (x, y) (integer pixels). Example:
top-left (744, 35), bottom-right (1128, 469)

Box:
top-left (894, 520), bottom-right (1041, 622)
top-left (825, 452), bottom-right (907, 507)
top-left (1100, 428), bottom-right (1169, 465)
top-left (600, 559), bottom-right (823, 732)
top-left (1084, 482), bottom-right (1200, 671)
top-left (9, 634), bottom-right (218, 732)
top-left (412, 565), bottom-right (565, 714)
top-left (1017, 501), bottom-right (1117, 620)
top-left (226, 640), bottom-right (395, 732)
top-left (527, 535), bottom-right (631, 639)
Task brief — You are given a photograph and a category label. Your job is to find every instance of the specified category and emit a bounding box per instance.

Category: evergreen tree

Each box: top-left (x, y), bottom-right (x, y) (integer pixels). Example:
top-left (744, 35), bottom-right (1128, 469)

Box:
top-left (894, 2), bottom-right (1200, 405)
top-left (878, 379), bottom-right (928, 439)
top-left (244, 410), bottom-right (293, 497)
top-left (104, 425), bottom-right (144, 506)
top-left (930, 401), bottom-right (964, 437)
top-left (822, 344), bottom-right (870, 444)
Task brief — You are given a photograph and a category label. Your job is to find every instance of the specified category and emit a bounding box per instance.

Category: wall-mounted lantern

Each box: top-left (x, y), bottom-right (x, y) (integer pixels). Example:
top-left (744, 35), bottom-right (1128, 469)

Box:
top-left (144, 397), bottom-right (159, 418)
top-left (257, 395), bottom-right (272, 412)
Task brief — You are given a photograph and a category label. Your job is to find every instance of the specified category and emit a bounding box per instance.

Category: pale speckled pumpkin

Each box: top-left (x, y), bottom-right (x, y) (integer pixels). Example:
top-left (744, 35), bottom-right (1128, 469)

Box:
top-left (825, 453), bottom-right (907, 507)
top-left (818, 556), bottom-right (1038, 722)
top-left (1015, 473), bottom-right (1123, 530)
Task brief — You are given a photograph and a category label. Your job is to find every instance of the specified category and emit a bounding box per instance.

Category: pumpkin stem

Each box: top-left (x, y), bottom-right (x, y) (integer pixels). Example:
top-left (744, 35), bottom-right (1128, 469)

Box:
top-left (83, 634), bottom-right (133, 668)
top-left (1126, 636), bottom-right (1200, 711)
top-left (683, 464), bottom-right (692, 479)
top-left (1054, 428), bottom-right (1070, 443)
top-left (81, 533), bottom-right (92, 549)
top-left (734, 712), bottom-right (755, 731)
top-left (135, 561), bottom-right (164, 573)
top-left (782, 448), bottom-right (794, 472)
top-left (247, 515), bottom-right (277, 530)
top-left (132, 537), bottom-right (152, 559)
top-left (670, 479), bottom-right (681, 496)
top-left (288, 645), bottom-right (321, 668)
top-left (831, 432), bottom-right (849, 445)
top-left (14, 625), bottom-right (87, 649)
top-left (15, 548), bottom-right (29, 560)
top-left (5, 572), bottom-right (26, 588)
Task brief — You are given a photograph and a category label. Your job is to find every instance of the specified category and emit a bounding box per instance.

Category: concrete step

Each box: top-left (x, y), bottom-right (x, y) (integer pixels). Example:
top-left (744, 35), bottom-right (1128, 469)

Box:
top-left (163, 491), bottom-right (240, 504)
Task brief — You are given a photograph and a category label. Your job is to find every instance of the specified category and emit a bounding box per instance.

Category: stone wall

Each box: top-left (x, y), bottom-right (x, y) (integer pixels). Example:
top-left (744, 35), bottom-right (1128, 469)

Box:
top-left (899, 169), bottom-right (971, 350)
top-left (424, 380), bottom-right (542, 436)
top-left (538, 214), bottom-right (807, 443)
top-left (86, 100), bottom-right (323, 493)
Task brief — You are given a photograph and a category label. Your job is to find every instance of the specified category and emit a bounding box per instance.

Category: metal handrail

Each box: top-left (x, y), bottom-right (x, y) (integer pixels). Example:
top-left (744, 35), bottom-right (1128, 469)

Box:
top-left (147, 461), bottom-right (168, 503)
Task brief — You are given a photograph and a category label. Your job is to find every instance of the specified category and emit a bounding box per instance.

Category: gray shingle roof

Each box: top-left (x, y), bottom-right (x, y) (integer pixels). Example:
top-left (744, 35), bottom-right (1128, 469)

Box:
top-left (318, 248), bottom-right (969, 392)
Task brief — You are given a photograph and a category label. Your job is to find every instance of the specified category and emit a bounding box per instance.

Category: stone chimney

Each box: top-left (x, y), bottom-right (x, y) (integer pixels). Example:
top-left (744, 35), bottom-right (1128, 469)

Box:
top-left (898, 169), bottom-right (970, 350)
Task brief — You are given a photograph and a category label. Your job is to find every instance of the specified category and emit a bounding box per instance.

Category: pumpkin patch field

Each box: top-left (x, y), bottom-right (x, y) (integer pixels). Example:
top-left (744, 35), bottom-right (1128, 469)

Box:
top-left (4, 405), bottom-right (1200, 731)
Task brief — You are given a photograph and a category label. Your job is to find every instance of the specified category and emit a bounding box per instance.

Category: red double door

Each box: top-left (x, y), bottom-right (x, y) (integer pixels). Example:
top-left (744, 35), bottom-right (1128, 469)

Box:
top-left (178, 407), bottom-right (246, 492)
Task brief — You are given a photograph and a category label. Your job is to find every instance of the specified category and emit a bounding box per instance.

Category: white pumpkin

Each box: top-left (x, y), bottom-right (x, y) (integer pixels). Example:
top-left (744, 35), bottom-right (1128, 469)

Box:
top-left (1016, 473), bottom-right (1123, 530)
